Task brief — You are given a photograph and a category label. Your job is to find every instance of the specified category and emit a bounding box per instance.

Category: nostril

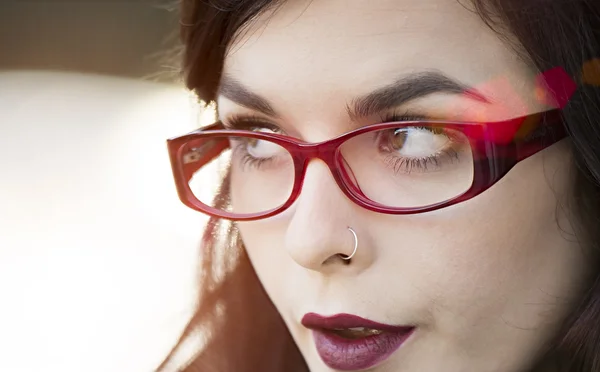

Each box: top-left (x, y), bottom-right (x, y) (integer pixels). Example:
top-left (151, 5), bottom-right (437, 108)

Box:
top-left (321, 253), bottom-right (351, 266)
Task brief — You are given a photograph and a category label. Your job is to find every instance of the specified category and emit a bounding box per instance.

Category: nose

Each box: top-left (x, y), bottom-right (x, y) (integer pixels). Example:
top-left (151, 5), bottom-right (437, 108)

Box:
top-left (284, 159), bottom-right (375, 274)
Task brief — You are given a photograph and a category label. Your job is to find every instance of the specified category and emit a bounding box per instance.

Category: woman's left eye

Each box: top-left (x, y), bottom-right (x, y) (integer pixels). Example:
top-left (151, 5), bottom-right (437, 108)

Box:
top-left (373, 125), bottom-right (467, 174)
top-left (252, 127), bottom-right (280, 134)
top-left (379, 126), bottom-right (451, 158)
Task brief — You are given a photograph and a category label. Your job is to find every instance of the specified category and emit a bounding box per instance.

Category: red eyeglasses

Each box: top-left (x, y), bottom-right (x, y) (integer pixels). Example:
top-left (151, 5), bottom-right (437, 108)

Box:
top-left (167, 109), bottom-right (567, 221)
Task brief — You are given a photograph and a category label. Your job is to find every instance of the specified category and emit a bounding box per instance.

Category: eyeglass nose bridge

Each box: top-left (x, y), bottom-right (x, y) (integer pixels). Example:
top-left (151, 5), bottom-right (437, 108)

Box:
top-left (292, 139), bottom-right (364, 203)
top-left (296, 137), bottom-right (339, 157)
top-left (294, 137), bottom-right (347, 174)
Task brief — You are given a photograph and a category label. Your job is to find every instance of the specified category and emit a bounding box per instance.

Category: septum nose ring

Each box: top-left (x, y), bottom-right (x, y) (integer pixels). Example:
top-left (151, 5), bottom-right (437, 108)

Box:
top-left (339, 227), bottom-right (358, 261)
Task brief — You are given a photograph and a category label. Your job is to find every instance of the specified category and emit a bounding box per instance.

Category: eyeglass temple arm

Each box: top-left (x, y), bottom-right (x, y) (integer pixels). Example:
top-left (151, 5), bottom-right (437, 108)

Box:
top-left (513, 110), bottom-right (567, 161)
top-left (485, 111), bottom-right (566, 161)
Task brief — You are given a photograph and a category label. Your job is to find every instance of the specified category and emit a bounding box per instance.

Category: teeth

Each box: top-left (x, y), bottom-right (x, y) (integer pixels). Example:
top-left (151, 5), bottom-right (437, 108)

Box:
top-left (331, 327), bottom-right (384, 338)
top-left (333, 327), bottom-right (374, 331)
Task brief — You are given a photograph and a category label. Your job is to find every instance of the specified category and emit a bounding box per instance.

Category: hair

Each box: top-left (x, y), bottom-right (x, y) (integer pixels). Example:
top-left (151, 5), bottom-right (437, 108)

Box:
top-left (157, 1), bottom-right (600, 371)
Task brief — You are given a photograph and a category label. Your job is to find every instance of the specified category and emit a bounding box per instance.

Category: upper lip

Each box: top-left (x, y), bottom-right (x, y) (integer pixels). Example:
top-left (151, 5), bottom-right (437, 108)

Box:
top-left (301, 312), bottom-right (414, 333)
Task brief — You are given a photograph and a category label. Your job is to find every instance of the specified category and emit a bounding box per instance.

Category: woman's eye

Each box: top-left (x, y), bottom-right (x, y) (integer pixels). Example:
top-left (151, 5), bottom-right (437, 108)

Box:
top-left (246, 137), bottom-right (285, 158)
top-left (253, 127), bottom-right (279, 134)
top-left (241, 128), bottom-right (283, 157)
top-left (382, 127), bottom-right (451, 158)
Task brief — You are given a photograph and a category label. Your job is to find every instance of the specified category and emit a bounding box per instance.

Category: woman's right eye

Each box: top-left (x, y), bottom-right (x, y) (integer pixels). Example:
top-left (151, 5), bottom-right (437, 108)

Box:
top-left (245, 137), bottom-right (285, 158)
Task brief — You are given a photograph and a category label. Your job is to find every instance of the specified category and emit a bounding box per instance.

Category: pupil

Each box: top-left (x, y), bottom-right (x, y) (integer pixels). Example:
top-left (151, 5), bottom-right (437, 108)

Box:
top-left (391, 129), bottom-right (408, 150)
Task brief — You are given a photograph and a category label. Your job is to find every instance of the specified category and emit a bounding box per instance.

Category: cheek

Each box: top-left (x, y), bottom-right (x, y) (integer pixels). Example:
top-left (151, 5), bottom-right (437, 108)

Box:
top-left (235, 219), bottom-right (300, 309)
top-left (396, 144), bottom-right (586, 348)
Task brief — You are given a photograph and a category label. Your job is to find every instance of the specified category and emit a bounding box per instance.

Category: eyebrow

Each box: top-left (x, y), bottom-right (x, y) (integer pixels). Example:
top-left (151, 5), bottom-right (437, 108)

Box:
top-left (218, 70), bottom-right (489, 120)
top-left (218, 75), bottom-right (279, 117)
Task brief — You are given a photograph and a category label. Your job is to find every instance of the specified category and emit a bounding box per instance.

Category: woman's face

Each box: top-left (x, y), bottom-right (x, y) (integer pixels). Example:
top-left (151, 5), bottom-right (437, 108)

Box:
top-left (217, 0), bottom-right (591, 371)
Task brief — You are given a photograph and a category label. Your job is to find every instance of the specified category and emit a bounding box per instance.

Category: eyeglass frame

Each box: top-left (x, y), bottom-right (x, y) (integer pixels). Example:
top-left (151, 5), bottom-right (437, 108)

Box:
top-left (167, 109), bottom-right (567, 221)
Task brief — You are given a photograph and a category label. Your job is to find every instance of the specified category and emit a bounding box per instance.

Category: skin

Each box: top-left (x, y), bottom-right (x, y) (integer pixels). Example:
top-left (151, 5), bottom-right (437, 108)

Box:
top-left (216, 0), bottom-right (593, 371)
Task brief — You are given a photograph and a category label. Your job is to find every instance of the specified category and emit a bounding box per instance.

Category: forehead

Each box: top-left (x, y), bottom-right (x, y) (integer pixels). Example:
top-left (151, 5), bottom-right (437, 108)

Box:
top-left (221, 0), bottom-right (536, 119)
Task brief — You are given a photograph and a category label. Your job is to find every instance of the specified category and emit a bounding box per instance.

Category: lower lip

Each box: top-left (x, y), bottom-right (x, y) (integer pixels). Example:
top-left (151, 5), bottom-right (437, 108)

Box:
top-left (311, 327), bottom-right (415, 371)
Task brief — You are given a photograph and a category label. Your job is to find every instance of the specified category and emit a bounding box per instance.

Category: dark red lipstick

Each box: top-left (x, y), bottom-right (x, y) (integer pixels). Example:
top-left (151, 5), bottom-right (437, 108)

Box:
top-left (301, 313), bottom-right (415, 371)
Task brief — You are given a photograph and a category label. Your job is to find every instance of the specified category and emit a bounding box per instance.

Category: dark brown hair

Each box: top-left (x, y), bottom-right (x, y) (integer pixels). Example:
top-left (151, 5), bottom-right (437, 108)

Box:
top-left (158, 1), bottom-right (600, 371)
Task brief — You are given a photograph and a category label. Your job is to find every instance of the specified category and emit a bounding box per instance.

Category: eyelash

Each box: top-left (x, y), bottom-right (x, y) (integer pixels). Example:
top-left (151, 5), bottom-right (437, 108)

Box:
top-left (381, 146), bottom-right (460, 175)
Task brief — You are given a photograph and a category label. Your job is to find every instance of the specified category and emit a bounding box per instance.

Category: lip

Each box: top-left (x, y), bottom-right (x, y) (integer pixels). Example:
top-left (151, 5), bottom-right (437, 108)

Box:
top-left (301, 313), bottom-right (415, 371)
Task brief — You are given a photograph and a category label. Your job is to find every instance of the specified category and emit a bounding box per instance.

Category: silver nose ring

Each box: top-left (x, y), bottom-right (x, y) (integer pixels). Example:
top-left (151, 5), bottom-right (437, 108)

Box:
top-left (340, 227), bottom-right (358, 261)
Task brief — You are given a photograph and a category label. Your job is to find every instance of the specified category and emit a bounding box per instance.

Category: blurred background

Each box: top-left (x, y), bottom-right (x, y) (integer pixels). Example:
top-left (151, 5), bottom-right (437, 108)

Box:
top-left (0, 1), bottom-right (212, 371)
top-left (0, 0), bottom-right (179, 80)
